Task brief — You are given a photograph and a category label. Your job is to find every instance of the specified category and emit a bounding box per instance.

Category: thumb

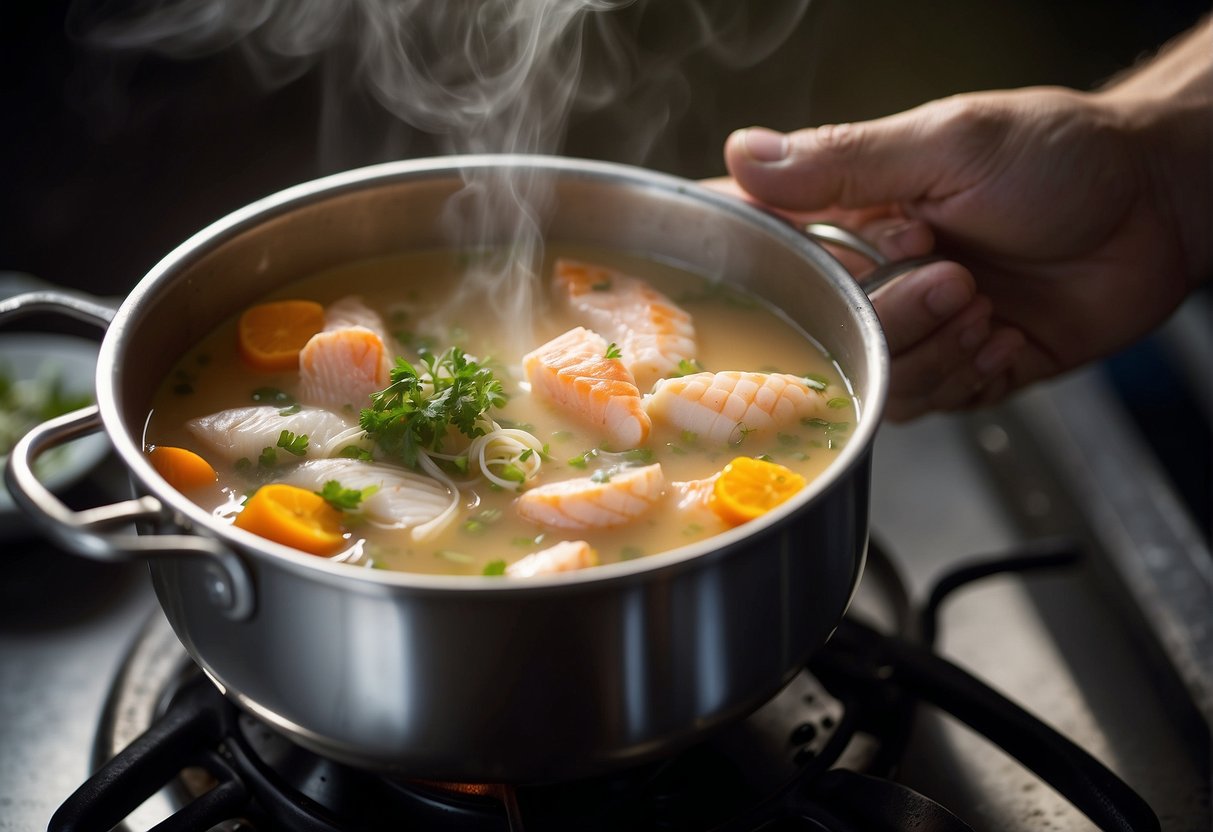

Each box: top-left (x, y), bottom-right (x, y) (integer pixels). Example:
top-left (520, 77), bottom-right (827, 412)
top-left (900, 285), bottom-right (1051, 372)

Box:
top-left (725, 103), bottom-right (964, 212)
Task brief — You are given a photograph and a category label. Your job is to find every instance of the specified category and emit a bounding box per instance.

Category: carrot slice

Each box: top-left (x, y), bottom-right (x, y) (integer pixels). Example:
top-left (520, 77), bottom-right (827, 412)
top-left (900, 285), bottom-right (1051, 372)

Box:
top-left (147, 446), bottom-right (218, 492)
top-left (238, 300), bottom-right (326, 372)
top-left (233, 483), bottom-right (347, 556)
top-left (708, 457), bottom-right (807, 526)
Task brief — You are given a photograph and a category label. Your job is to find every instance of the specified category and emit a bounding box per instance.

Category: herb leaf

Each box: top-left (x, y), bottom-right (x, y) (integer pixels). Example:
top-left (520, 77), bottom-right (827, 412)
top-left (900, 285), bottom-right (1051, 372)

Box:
top-left (317, 480), bottom-right (379, 511)
top-left (605, 342), bottom-right (623, 360)
top-left (277, 430), bottom-right (309, 457)
top-left (482, 559), bottom-right (507, 576)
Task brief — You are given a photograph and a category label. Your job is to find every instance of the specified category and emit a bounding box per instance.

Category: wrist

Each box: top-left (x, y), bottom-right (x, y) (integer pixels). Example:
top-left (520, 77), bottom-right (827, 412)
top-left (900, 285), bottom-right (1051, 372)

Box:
top-left (1094, 83), bottom-right (1212, 289)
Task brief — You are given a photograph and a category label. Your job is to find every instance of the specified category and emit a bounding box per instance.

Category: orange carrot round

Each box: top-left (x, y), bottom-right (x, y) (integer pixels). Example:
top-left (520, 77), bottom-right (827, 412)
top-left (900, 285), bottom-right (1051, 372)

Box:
top-left (709, 457), bottom-right (807, 526)
top-left (147, 445), bottom-right (218, 492)
top-left (238, 300), bottom-right (326, 372)
top-left (233, 483), bottom-right (347, 557)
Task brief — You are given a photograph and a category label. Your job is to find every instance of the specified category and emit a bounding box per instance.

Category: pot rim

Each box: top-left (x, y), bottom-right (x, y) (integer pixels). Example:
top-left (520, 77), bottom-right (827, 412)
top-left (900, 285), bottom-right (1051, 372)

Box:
top-left (99, 154), bottom-right (888, 593)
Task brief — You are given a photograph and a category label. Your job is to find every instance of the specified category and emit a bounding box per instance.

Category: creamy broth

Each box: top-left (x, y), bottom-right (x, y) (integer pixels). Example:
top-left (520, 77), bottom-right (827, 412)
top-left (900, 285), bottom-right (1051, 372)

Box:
top-left (145, 247), bottom-right (855, 575)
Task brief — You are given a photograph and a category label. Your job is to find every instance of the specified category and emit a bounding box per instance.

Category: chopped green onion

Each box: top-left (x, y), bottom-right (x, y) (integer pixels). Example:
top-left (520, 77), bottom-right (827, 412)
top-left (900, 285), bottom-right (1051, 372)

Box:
top-left (827, 396), bottom-right (850, 409)
top-left (482, 560), bottom-right (507, 576)
top-left (803, 373), bottom-right (829, 391)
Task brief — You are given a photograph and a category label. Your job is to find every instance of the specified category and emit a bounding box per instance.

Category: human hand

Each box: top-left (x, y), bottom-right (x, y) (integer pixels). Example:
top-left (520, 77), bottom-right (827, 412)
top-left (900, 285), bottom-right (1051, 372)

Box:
top-left (720, 23), bottom-right (1210, 421)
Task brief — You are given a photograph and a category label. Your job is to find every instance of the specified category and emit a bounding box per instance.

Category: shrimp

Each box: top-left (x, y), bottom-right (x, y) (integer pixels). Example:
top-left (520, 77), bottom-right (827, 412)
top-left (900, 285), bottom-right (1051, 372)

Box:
top-left (646, 371), bottom-right (829, 445)
top-left (185, 406), bottom-right (354, 465)
top-left (298, 326), bottom-right (390, 413)
top-left (553, 259), bottom-right (697, 390)
top-left (516, 463), bottom-right (665, 530)
top-left (522, 326), bottom-right (651, 449)
top-left (506, 540), bottom-right (599, 577)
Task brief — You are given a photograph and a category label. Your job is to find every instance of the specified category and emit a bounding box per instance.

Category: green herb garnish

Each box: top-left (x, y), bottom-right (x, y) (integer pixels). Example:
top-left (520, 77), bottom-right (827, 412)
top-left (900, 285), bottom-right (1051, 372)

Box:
top-left (482, 559), bottom-right (508, 576)
top-left (338, 445), bottom-right (373, 461)
top-left (803, 373), bottom-right (829, 391)
top-left (675, 358), bottom-right (705, 376)
top-left (605, 342), bottom-right (623, 360)
top-left (568, 449), bottom-right (595, 469)
top-left (316, 480), bottom-right (379, 511)
top-left (276, 430), bottom-right (308, 457)
top-left (827, 396), bottom-right (850, 409)
top-left (360, 347), bottom-right (505, 468)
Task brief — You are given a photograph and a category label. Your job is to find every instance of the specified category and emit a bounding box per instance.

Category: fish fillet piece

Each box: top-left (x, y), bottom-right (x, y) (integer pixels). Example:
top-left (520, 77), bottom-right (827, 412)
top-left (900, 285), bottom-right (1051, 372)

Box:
top-left (277, 458), bottom-right (451, 530)
top-left (506, 540), bottom-right (599, 577)
top-left (522, 326), bottom-right (651, 448)
top-left (185, 406), bottom-right (354, 465)
top-left (554, 259), bottom-right (697, 390)
top-left (670, 474), bottom-right (720, 513)
top-left (516, 463), bottom-right (665, 530)
top-left (323, 296), bottom-right (389, 342)
top-left (298, 326), bottom-right (390, 412)
top-left (647, 371), bottom-right (828, 445)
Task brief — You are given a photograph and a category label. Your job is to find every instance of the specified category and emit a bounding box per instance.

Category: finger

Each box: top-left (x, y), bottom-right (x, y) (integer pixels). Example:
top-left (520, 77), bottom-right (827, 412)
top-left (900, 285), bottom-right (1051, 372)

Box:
top-left (701, 177), bottom-right (906, 230)
top-left (700, 177), bottom-right (921, 276)
top-left (885, 325), bottom-right (1025, 421)
top-left (724, 103), bottom-right (968, 213)
top-left (869, 260), bottom-right (977, 355)
top-left (887, 297), bottom-right (992, 397)
top-left (858, 216), bottom-right (935, 262)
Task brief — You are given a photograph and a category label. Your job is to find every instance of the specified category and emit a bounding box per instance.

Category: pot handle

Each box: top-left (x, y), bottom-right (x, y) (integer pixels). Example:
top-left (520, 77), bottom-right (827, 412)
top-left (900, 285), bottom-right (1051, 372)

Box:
top-left (803, 222), bottom-right (942, 294)
top-left (0, 287), bottom-right (256, 621)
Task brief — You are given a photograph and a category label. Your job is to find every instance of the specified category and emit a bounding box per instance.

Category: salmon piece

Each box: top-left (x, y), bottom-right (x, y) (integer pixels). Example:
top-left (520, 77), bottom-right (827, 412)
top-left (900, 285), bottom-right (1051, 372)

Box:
top-left (323, 296), bottom-right (390, 342)
top-left (554, 259), bottom-right (697, 390)
top-left (506, 540), bottom-right (599, 577)
top-left (516, 463), bottom-right (665, 530)
top-left (298, 326), bottom-right (390, 412)
top-left (523, 326), bottom-right (651, 448)
top-left (185, 406), bottom-right (354, 465)
top-left (647, 371), bottom-right (828, 445)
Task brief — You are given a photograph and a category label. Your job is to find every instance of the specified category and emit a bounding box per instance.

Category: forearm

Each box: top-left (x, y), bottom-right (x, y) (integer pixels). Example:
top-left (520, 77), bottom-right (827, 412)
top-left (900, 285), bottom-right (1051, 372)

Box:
top-left (1097, 18), bottom-right (1212, 287)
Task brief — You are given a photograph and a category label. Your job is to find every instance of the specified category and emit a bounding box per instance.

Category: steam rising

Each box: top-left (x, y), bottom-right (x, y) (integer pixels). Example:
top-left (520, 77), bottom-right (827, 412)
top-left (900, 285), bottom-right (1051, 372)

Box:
top-left (70, 0), bottom-right (811, 349)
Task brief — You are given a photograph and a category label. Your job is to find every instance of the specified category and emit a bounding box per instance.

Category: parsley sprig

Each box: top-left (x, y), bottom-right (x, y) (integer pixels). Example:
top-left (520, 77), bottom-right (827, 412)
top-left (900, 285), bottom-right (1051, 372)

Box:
top-left (359, 347), bottom-right (506, 468)
top-left (316, 480), bottom-right (379, 511)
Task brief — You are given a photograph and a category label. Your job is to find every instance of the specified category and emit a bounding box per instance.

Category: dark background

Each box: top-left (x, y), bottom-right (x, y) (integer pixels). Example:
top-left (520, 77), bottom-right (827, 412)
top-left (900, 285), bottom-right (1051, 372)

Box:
top-left (2, 0), bottom-right (1207, 297)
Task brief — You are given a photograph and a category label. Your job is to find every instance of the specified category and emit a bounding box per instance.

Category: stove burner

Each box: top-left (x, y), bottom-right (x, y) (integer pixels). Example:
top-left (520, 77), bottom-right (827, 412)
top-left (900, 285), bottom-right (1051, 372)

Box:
top-left (51, 539), bottom-right (1161, 832)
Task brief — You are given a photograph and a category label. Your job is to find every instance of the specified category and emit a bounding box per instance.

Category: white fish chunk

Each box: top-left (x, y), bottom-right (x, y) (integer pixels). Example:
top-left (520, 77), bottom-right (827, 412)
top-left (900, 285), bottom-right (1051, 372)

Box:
top-left (277, 458), bottom-right (452, 530)
top-left (185, 406), bottom-right (354, 465)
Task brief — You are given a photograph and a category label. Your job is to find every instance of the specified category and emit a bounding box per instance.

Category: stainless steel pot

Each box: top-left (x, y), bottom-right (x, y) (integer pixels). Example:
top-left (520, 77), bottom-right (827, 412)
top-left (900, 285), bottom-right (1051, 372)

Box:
top-left (2, 156), bottom-right (897, 782)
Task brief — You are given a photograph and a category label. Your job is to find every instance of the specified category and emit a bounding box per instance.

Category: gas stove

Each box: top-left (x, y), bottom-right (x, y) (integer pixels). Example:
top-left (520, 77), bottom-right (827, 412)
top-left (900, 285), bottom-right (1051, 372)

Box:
top-left (2, 354), bottom-right (1209, 830)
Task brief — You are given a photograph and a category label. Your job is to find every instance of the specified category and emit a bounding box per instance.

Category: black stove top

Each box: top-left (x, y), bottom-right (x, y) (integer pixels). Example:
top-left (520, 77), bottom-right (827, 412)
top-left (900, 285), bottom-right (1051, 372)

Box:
top-left (46, 540), bottom-right (1160, 832)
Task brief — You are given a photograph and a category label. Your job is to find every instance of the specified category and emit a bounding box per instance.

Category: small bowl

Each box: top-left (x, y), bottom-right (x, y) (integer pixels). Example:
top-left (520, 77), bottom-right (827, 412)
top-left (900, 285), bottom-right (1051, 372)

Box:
top-left (0, 333), bottom-right (111, 537)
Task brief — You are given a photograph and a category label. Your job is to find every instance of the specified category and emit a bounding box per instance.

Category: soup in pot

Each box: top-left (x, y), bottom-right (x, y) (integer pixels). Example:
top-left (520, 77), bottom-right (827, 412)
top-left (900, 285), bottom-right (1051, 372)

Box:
top-left (144, 247), bottom-right (856, 576)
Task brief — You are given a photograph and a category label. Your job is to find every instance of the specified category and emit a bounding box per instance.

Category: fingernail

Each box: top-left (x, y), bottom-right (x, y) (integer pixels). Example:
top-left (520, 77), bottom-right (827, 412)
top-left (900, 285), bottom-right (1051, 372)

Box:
top-left (742, 127), bottom-right (789, 163)
top-left (924, 279), bottom-right (970, 319)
